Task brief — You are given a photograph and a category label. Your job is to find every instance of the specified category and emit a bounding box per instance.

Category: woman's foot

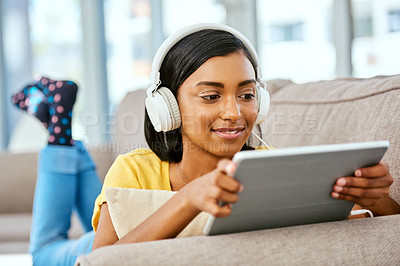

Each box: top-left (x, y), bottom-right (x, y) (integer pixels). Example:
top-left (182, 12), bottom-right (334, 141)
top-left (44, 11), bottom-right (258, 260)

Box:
top-left (11, 84), bottom-right (49, 126)
top-left (11, 76), bottom-right (78, 146)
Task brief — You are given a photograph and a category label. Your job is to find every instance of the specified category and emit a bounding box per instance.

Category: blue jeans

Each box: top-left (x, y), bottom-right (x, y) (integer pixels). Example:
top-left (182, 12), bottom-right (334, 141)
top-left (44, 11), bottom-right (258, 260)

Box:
top-left (30, 141), bottom-right (102, 266)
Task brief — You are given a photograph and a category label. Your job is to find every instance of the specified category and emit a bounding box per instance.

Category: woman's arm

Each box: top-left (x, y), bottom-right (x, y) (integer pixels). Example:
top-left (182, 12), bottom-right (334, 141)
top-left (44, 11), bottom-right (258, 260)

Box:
top-left (332, 161), bottom-right (400, 216)
top-left (92, 203), bottom-right (119, 249)
top-left (92, 192), bottom-right (200, 250)
top-left (92, 160), bottom-right (241, 249)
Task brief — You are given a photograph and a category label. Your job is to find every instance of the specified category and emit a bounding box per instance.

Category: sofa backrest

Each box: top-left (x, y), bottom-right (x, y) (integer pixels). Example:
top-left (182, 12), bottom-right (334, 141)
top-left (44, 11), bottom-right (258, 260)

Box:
top-left (261, 75), bottom-right (400, 203)
top-left (110, 75), bottom-right (400, 204)
top-left (112, 89), bottom-right (149, 159)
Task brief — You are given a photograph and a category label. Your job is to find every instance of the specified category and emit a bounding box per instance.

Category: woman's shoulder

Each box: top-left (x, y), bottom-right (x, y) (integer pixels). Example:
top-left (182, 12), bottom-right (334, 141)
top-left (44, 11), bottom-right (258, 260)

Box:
top-left (117, 148), bottom-right (161, 163)
top-left (255, 146), bottom-right (275, 150)
top-left (106, 148), bottom-right (168, 187)
top-left (112, 148), bottom-right (165, 175)
top-left (124, 148), bottom-right (159, 156)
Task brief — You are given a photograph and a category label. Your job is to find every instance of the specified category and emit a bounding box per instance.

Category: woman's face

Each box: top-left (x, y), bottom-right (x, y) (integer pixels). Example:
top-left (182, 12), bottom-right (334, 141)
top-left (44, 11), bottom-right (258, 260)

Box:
top-left (177, 51), bottom-right (258, 159)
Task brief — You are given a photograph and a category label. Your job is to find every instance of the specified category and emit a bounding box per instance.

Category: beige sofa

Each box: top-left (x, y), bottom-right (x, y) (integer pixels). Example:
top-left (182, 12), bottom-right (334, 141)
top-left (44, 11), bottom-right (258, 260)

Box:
top-left (1, 75), bottom-right (399, 265)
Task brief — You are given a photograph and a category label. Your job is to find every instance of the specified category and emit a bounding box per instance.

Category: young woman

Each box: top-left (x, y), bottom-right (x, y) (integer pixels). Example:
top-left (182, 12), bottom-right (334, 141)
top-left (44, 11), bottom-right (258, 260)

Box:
top-left (91, 24), bottom-right (400, 249)
top-left (12, 24), bottom-right (398, 265)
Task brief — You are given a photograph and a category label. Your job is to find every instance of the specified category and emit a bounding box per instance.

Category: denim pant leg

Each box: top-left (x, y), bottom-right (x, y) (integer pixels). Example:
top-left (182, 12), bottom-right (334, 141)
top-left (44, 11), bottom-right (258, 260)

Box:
top-left (74, 141), bottom-right (102, 232)
top-left (32, 231), bottom-right (95, 266)
top-left (30, 144), bottom-right (97, 266)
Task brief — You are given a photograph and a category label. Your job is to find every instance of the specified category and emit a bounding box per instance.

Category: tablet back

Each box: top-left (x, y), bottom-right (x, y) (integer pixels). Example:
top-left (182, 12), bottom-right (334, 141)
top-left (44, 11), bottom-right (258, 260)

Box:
top-left (203, 141), bottom-right (389, 235)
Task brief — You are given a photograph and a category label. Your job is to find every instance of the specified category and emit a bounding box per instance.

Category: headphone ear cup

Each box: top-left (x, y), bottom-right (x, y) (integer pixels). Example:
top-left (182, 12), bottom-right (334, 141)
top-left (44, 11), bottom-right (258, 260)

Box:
top-left (157, 87), bottom-right (181, 130)
top-left (145, 86), bottom-right (181, 132)
top-left (255, 86), bottom-right (270, 125)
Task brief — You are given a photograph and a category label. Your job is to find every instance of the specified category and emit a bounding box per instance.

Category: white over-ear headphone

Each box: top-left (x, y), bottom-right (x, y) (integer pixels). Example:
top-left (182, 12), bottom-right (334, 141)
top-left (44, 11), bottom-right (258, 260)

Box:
top-left (145, 23), bottom-right (270, 132)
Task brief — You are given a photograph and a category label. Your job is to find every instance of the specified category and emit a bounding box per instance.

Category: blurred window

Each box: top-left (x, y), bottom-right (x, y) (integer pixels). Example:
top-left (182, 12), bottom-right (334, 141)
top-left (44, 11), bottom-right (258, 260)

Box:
top-left (104, 0), bottom-right (227, 107)
top-left (352, 0), bottom-right (400, 78)
top-left (104, 0), bottom-right (153, 106)
top-left (354, 16), bottom-right (373, 38)
top-left (257, 0), bottom-right (335, 83)
top-left (28, 0), bottom-right (85, 143)
top-left (29, 0), bottom-right (83, 83)
top-left (269, 23), bottom-right (304, 42)
top-left (162, 0), bottom-right (226, 35)
top-left (388, 9), bottom-right (400, 32)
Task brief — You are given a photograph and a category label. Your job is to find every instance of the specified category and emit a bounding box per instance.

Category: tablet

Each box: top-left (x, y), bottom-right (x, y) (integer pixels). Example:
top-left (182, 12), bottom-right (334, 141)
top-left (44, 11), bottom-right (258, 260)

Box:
top-left (203, 140), bottom-right (389, 236)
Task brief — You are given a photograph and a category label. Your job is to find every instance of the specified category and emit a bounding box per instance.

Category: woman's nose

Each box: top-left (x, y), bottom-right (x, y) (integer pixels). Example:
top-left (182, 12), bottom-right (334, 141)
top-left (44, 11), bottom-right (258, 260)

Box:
top-left (220, 97), bottom-right (241, 121)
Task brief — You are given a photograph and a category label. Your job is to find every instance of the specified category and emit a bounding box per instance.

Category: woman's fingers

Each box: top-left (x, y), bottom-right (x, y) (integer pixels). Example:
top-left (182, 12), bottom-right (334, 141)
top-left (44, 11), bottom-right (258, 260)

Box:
top-left (214, 160), bottom-right (242, 193)
top-left (183, 159), bottom-right (242, 216)
top-left (355, 161), bottom-right (389, 178)
top-left (213, 174), bottom-right (243, 193)
top-left (217, 159), bottom-right (236, 175)
top-left (331, 161), bottom-right (394, 208)
top-left (208, 186), bottom-right (240, 203)
top-left (330, 193), bottom-right (378, 207)
top-left (335, 175), bottom-right (393, 189)
top-left (333, 185), bottom-right (390, 199)
top-left (334, 161), bottom-right (393, 190)
top-left (203, 200), bottom-right (232, 217)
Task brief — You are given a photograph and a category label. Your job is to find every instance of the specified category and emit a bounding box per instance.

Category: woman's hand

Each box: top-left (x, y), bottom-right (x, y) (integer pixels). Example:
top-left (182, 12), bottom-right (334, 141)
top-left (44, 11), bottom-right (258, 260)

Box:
top-left (332, 161), bottom-right (400, 215)
top-left (180, 159), bottom-right (243, 217)
top-left (95, 159), bottom-right (242, 247)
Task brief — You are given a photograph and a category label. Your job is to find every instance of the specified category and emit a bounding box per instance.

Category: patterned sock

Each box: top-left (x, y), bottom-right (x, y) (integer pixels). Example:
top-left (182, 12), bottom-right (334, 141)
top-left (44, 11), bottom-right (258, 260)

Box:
top-left (38, 77), bottom-right (78, 146)
top-left (11, 84), bottom-right (49, 127)
top-left (12, 76), bottom-right (78, 146)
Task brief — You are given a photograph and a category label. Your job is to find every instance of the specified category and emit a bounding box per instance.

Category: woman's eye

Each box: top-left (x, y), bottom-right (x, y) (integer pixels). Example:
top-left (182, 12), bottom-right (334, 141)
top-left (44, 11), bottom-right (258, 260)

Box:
top-left (202, 95), bottom-right (220, 101)
top-left (240, 93), bottom-right (255, 100)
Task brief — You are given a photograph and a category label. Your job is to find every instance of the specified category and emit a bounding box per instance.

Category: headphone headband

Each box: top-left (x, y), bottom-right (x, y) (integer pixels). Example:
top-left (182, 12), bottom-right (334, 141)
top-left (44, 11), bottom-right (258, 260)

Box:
top-left (149, 23), bottom-right (263, 92)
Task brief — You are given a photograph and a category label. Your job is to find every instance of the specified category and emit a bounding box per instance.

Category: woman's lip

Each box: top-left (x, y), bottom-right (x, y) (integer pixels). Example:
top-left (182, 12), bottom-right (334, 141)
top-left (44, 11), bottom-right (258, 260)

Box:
top-left (211, 128), bottom-right (244, 140)
top-left (212, 127), bottom-right (244, 132)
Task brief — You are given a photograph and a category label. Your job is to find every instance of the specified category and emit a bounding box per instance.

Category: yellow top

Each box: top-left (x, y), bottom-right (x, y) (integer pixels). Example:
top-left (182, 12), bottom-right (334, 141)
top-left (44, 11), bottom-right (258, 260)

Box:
top-left (92, 146), bottom-right (271, 231)
top-left (92, 149), bottom-right (171, 231)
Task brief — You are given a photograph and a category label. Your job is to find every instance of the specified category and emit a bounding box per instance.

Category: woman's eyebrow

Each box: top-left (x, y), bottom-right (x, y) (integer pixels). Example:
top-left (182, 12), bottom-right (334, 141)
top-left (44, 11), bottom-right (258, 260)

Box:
top-left (196, 79), bottom-right (256, 88)
top-left (196, 81), bottom-right (224, 88)
top-left (238, 79), bottom-right (256, 87)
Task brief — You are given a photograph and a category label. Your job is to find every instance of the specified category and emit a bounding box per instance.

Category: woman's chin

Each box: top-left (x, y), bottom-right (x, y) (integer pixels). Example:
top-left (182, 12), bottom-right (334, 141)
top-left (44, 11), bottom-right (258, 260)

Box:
top-left (208, 142), bottom-right (246, 159)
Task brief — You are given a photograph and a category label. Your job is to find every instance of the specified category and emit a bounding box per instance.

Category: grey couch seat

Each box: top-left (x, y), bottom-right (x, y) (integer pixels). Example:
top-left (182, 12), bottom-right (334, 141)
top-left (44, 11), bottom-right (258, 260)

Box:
top-left (76, 214), bottom-right (400, 266)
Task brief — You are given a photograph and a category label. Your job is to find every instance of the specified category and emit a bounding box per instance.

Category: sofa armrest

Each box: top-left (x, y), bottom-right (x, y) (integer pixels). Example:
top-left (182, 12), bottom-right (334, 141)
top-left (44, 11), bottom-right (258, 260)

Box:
top-left (0, 152), bottom-right (38, 213)
top-left (76, 214), bottom-right (400, 266)
top-left (0, 144), bottom-right (113, 214)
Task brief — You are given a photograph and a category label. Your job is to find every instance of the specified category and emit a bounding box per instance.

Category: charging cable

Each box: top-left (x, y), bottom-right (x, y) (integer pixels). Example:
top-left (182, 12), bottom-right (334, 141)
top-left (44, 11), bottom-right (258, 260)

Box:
top-left (251, 131), bottom-right (273, 151)
top-left (350, 209), bottom-right (374, 218)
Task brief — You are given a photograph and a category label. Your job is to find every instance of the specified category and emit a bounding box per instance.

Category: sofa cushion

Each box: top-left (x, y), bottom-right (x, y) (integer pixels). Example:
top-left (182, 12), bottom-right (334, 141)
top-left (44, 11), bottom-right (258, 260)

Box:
top-left (263, 75), bottom-right (400, 204)
top-left (76, 214), bottom-right (400, 266)
top-left (105, 187), bottom-right (209, 239)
